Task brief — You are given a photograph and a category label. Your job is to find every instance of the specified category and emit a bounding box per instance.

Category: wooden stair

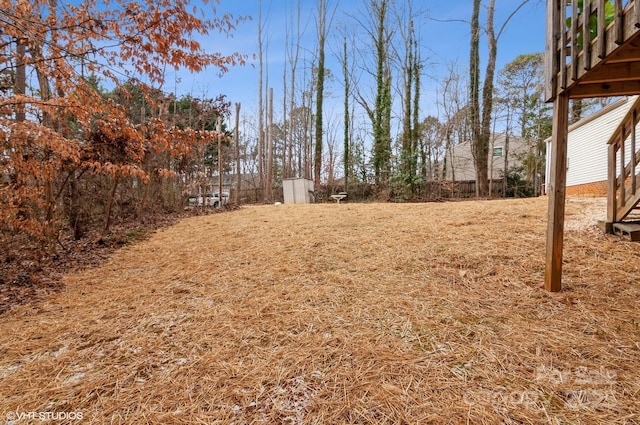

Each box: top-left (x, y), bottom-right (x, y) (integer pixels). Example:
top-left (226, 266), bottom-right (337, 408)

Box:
top-left (607, 96), bottom-right (640, 224)
top-left (617, 187), bottom-right (640, 221)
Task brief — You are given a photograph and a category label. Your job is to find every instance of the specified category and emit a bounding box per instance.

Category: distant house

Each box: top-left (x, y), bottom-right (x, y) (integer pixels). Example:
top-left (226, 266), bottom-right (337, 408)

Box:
top-left (445, 134), bottom-right (530, 181)
top-left (544, 96), bottom-right (637, 196)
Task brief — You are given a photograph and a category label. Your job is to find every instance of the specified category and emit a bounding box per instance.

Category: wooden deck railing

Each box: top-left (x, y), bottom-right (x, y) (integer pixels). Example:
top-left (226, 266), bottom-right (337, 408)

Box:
top-left (545, 0), bottom-right (639, 101)
top-left (607, 96), bottom-right (640, 222)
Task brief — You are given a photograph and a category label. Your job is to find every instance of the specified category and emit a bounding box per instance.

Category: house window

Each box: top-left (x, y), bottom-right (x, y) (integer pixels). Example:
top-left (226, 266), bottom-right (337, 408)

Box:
top-left (493, 147), bottom-right (503, 157)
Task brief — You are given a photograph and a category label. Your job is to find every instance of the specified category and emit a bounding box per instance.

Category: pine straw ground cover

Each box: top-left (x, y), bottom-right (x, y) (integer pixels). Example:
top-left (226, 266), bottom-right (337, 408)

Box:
top-left (1, 197), bottom-right (639, 424)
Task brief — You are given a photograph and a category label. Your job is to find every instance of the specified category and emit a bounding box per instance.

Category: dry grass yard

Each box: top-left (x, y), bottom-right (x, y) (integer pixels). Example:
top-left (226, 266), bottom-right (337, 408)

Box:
top-left (1, 196), bottom-right (639, 424)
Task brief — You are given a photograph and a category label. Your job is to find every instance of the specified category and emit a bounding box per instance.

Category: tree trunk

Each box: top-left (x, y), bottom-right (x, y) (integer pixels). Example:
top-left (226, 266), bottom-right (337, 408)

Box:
top-left (15, 38), bottom-right (26, 122)
top-left (31, 34), bottom-right (57, 254)
top-left (235, 103), bottom-right (241, 205)
top-left (489, 134), bottom-right (495, 196)
top-left (372, 0), bottom-right (391, 187)
top-left (327, 142), bottom-right (335, 189)
top-left (472, 0), bottom-right (531, 197)
top-left (478, 0), bottom-right (497, 197)
top-left (303, 89), bottom-right (313, 180)
top-left (287, 2), bottom-right (302, 178)
top-left (401, 25), bottom-right (414, 198)
top-left (399, 6), bottom-right (419, 199)
top-left (503, 132), bottom-right (510, 197)
top-left (266, 88), bottom-right (274, 201)
top-left (342, 37), bottom-right (350, 194)
top-left (217, 119), bottom-right (223, 205)
top-left (382, 66), bottom-right (392, 185)
top-left (67, 170), bottom-right (86, 240)
top-left (138, 171), bottom-right (152, 221)
top-left (257, 0), bottom-right (265, 198)
top-left (469, 0), bottom-right (482, 196)
top-left (314, 0), bottom-right (328, 187)
top-left (103, 175), bottom-right (120, 233)
top-left (412, 37), bottom-right (421, 189)
top-left (282, 58), bottom-right (288, 179)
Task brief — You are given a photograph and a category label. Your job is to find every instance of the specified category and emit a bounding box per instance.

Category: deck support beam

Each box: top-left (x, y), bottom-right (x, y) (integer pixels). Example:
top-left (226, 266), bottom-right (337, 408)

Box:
top-left (545, 93), bottom-right (570, 292)
top-left (608, 143), bottom-right (618, 224)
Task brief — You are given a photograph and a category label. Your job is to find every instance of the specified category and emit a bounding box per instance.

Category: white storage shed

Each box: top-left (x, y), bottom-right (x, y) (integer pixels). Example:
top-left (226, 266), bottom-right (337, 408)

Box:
top-left (283, 178), bottom-right (314, 204)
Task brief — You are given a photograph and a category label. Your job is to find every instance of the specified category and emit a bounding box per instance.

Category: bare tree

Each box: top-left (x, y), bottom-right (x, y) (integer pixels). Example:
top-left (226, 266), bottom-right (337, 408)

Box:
top-left (257, 0), bottom-right (265, 196)
top-left (285, 0), bottom-right (306, 178)
top-left (354, 0), bottom-right (394, 187)
top-left (266, 87), bottom-right (274, 201)
top-left (341, 36), bottom-right (351, 193)
top-left (469, 0), bottom-right (482, 195)
top-left (314, 0), bottom-right (335, 187)
top-left (469, 0), bottom-right (532, 196)
top-left (234, 103), bottom-right (241, 204)
top-left (396, 1), bottom-right (421, 198)
top-left (438, 62), bottom-right (469, 182)
top-left (496, 52), bottom-right (549, 196)
top-left (325, 112), bottom-right (340, 189)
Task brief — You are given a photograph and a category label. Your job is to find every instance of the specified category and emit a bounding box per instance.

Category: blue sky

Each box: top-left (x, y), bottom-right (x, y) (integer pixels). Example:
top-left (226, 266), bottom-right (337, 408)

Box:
top-left (170, 0), bottom-right (547, 121)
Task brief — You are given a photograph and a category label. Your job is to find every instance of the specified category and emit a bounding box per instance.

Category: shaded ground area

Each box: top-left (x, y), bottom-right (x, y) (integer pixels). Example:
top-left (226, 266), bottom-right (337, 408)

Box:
top-left (0, 207), bottom-right (236, 316)
top-left (1, 197), bottom-right (639, 424)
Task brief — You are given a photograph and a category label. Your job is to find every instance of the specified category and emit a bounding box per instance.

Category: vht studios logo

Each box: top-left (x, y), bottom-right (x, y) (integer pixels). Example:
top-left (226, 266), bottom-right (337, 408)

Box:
top-left (6, 411), bottom-right (84, 422)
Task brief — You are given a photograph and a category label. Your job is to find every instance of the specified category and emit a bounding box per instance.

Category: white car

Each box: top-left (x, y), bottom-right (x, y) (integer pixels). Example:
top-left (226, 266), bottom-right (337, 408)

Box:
top-left (188, 192), bottom-right (229, 208)
top-left (211, 192), bottom-right (230, 208)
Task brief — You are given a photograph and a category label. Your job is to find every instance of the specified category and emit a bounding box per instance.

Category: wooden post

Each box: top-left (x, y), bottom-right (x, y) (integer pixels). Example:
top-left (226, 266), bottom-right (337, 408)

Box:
top-left (632, 110), bottom-right (637, 196)
top-left (571, 0), bottom-right (579, 81)
top-left (620, 124), bottom-right (626, 205)
top-left (560, 0), bottom-right (567, 90)
top-left (583, 0), bottom-right (591, 70)
top-left (615, 0), bottom-right (624, 45)
top-left (608, 143), bottom-right (617, 224)
top-left (545, 93), bottom-right (570, 292)
top-left (598, 0), bottom-right (606, 58)
top-left (545, 0), bottom-right (557, 100)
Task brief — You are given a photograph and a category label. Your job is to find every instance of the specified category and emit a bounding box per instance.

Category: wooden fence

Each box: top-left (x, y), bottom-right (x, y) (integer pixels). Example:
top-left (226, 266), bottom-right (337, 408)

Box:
top-left (230, 179), bottom-right (536, 205)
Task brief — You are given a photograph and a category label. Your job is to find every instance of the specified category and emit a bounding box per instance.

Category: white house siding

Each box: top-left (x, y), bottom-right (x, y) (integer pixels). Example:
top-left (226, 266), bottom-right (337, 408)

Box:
top-left (545, 96), bottom-right (637, 195)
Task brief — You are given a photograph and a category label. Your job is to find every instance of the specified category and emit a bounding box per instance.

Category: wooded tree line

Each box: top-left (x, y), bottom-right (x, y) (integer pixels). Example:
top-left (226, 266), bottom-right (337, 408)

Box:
top-left (2, 0), bottom-right (602, 260)
top-left (1, 0), bottom-right (246, 259)
top-left (244, 0), bottom-right (561, 203)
